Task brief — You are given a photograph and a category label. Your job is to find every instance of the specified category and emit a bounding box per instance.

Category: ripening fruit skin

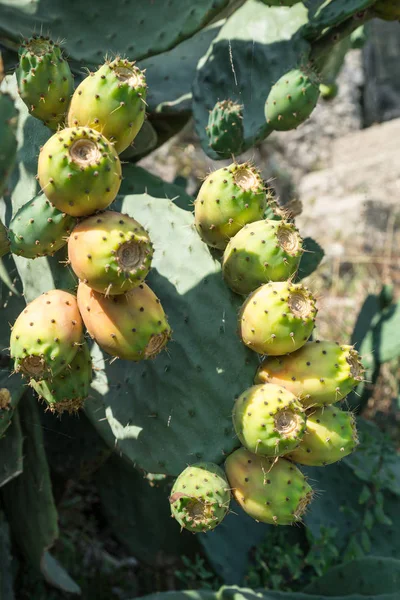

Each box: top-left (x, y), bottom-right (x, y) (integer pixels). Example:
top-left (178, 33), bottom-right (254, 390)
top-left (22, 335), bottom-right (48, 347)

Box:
top-left (38, 127), bottom-right (122, 217)
top-left (239, 281), bottom-right (317, 356)
top-left (232, 383), bottom-right (306, 457)
top-left (77, 281), bottom-right (171, 361)
top-left (68, 211), bottom-right (153, 295)
top-left (16, 35), bottom-right (73, 130)
top-left (30, 340), bottom-right (92, 414)
top-left (206, 100), bottom-right (244, 157)
top-left (10, 290), bottom-right (83, 381)
top-left (8, 194), bottom-right (76, 258)
top-left (255, 341), bottom-right (364, 407)
top-left (194, 162), bottom-right (267, 249)
top-left (170, 462), bottom-right (231, 533)
top-left (265, 68), bottom-right (320, 131)
top-left (225, 447), bottom-right (313, 525)
top-left (222, 219), bottom-right (303, 295)
top-left (287, 405), bottom-right (359, 466)
top-left (68, 57), bottom-right (147, 154)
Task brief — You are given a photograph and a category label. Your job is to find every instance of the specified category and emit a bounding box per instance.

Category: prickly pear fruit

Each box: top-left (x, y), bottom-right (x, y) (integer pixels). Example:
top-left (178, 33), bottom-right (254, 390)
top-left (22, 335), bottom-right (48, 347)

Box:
top-left (0, 220), bottom-right (10, 257)
top-left (68, 57), bottom-right (147, 154)
top-left (170, 462), bottom-right (231, 533)
top-left (10, 290), bottom-right (83, 380)
top-left (68, 211), bottom-right (153, 295)
top-left (0, 92), bottom-right (18, 197)
top-left (8, 194), bottom-right (76, 258)
top-left (232, 383), bottom-right (306, 457)
top-left (16, 35), bottom-right (73, 130)
top-left (225, 447), bottom-right (313, 525)
top-left (195, 162), bottom-right (267, 249)
top-left (265, 68), bottom-right (320, 131)
top-left (38, 127), bottom-right (122, 217)
top-left (206, 100), bottom-right (244, 157)
top-left (287, 405), bottom-right (358, 466)
top-left (222, 219), bottom-right (303, 295)
top-left (239, 281), bottom-right (317, 356)
top-left (30, 340), bottom-right (92, 414)
top-left (373, 1), bottom-right (400, 20)
top-left (255, 341), bottom-right (364, 406)
top-left (77, 281), bottom-right (171, 361)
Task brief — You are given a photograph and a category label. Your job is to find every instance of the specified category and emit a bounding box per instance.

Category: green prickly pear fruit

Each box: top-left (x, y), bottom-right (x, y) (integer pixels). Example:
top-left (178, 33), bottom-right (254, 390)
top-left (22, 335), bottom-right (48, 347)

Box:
top-left (195, 162), bottom-right (268, 249)
top-left (225, 447), bottom-right (313, 525)
top-left (10, 289), bottom-right (83, 380)
top-left (222, 219), bottom-right (303, 295)
top-left (255, 341), bottom-right (364, 407)
top-left (8, 194), bottom-right (76, 259)
top-left (320, 82), bottom-right (339, 101)
top-left (16, 35), bottom-right (73, 131)
top-left (170, 462), bottom-right (231, 533)
top-left (68, 57), bottom-right (147, 154)
top-left (77, 281), bottom-right (171, 361)
top-left (30, 340), bottom-right (92, 415)
top-left (0, 220), bottom-right (10, 257)
top-left (68, 211), bottom-right (153, 295)
top-left (0, 92), bottom-right (18, 197)
top-left (287, 405), bottom-right (358, 466)
top-left (265, 68), bottom-right (320, 131)
top-left (373, 1), bottom-right (400, 20)
top-left (232, 383), bottom-right (306, 457)
top-left (38, 127), bottom-right (122, 217)
top-left (239, 281), bottom-right (317, 356)
top-left (206, 100), bottom-right (244, 157)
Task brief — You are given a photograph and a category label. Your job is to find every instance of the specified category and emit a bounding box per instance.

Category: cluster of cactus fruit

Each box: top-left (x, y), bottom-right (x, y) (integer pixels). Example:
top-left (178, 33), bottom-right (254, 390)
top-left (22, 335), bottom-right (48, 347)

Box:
top-left (6, 36), bottom-right (171, 414)
top-left (170, 161), bottom-right (364, 532)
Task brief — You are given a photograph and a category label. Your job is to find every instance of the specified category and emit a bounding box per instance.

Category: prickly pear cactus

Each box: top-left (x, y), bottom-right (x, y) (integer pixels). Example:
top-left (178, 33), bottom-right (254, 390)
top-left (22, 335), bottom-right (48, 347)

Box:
top-left (16, 35), bottom-right (73, 130)
top-left (232, 383), bottom-right (306, 457)
top-left (170, 462), bottom-right (231, 532)
top-left (206, 100), bottom-right (244, 158)
top-left (8, 194), bottom-right (76, 258)
top-left (255, 341), bottom-right (364, 406)
top-left (225, 447), bottom-right (313, 525)
top-left (222, 219), bottom-right (303, 295)
top-left (0, 92), bottom-right (18, 198)
top-left (68, 58), bottom-right (147, 154)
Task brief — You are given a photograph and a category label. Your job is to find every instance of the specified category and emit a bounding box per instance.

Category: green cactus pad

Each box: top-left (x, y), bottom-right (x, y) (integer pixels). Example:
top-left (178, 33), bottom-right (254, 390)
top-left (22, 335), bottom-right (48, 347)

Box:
top-left (170, 462), bottom-right (231, 533)
top-left (68, 58), bottom-right (147, 154)
top-left (222, 219), bottom-right (303, 295)
top-left (265, 68), bottom-right (320, 131)
top-left (232, 383), bottom-right (306, 457)
top-left (206, 100), bottom-right (244, 157)
top-left (194, 162), bottom-right (267, 249)
top-left (16, 36), bottom-right (73, 131)
top-left (30, 340), bottom-right (92, 414)
top-left (38, 127), bottom-right (122, 217)
top-left (68, 211), bottom-right (153, 295)
top-left (8, 193), bottom-right (76, 259)
top-left (77, 281), bottom-right (171, 361)
top-left (0, 92), bottom-right (18, 198)
top-left (255, 341), bottom-right (364, 406)
top-left (287, 405), bottom-right (358, 466)
top-left (239, 281), bottom-right (317, 355)
top-left (225, 447), bottom-right (313, 525)
top-left (10, 289), bottom-right (83, 380)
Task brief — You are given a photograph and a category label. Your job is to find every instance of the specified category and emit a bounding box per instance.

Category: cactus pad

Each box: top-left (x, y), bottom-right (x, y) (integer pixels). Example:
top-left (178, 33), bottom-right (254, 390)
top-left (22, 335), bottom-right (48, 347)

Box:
top-left (8, 194), bottom-right (76, 259)
top-left (255, 341), bottom-right (364, 406)
top-left (68, 211), bottom-right (153, 295)
top-left (170, 462), bottom-right (231, 533)
top-left (194, 162), bottom-right (267, 249)
top-left (0, 92), bottom-right (18, 198)
top-left (10, 289), bottom-right (83, 380)
top-left (239, 281), bottom-right (317, 355)
top-left (38, 127), bottom-right (122, 217)
top-left (68, 58), bottom-right (147, 154)
top-left (222, 219), bottom-right (303, 295)
top-left (232, 383), bottom-right (306, 457)
top-left (287, 405), bottom-right (358, 466)
top-left (16, 36), bottom-right (73, 131)
top-left (206, 100), bottom-right (244, 158)
top-left (225, 447), bottom-right (313, 525)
